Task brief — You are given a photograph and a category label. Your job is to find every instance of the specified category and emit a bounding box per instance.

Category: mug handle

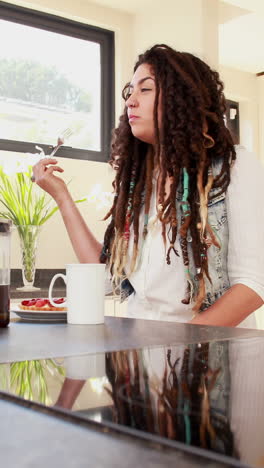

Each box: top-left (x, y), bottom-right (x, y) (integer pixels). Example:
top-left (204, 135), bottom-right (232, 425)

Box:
top-left (48, 273), bottom-right (67, 307)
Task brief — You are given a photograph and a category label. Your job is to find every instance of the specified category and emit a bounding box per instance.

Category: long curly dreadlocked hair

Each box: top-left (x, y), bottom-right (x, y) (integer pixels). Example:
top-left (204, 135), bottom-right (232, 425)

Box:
top-left (100, 44), bottom-right (236, 312)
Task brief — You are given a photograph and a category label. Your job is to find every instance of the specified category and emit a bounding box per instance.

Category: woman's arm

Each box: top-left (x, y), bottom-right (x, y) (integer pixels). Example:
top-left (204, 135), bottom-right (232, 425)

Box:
top-left (56, 191), bottom-right (102, 263)
top-left (191, 148), bottom-right (264, 327)
top-left (189, 284), bottom-right (263, 327)
top-left (32, 158), bottom-right (102, 263)
top-left (54, 378), bottom-right (86, 409)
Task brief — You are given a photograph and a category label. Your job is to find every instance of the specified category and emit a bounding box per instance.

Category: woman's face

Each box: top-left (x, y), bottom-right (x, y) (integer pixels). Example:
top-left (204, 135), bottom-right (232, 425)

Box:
top-left (125, 63), bottom-right (161, 145)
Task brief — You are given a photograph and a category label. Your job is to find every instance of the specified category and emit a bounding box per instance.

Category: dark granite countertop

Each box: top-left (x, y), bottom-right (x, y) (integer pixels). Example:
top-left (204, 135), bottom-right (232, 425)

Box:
top-left (1, 317), bottom-right (263, 467)
top-left (2, 316), bottom-right (262, 363)
top-left (0, 397), bottom-right (242, 468)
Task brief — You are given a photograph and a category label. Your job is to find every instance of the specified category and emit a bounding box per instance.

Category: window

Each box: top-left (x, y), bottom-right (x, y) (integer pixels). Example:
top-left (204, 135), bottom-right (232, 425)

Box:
top-left (0, 1), bottom-right (115, 161)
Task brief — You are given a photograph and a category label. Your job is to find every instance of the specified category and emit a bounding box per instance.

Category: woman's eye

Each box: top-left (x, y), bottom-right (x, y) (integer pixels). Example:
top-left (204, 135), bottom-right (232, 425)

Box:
top-left (141, 88), bottom-right (151, 92)
top-left (122, 84), bottom-right (133, 100)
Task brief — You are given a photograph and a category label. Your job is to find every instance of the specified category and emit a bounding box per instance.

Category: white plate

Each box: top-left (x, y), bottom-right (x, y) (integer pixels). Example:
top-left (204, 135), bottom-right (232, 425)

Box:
top-left (12, 305), bottom-right (67, 323)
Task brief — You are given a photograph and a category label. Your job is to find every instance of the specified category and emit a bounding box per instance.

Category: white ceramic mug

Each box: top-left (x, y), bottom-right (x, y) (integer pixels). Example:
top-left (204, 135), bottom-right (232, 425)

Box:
top-left (48, 264), bottom-right (105, 325)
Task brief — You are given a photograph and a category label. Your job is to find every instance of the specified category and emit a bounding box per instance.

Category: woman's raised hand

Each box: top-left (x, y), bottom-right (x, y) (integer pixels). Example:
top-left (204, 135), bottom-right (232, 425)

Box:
top-left (32, 157), bottom-right (102, 264)
top-left (32, 158), bottom-right (68, 202)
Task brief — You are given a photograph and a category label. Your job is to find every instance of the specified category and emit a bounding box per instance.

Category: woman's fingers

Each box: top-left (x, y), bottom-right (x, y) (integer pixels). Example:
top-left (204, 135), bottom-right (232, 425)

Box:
top-left (45, 166), bottom-right (64, 175)
top-left (39, 157), bottom-right (59, 165)
top-left (33, 158), bottom-right (58, 171)
top-left (31, 158), bottom-right (67, 200)
top-left (32, 159), bottom-right (63, 181)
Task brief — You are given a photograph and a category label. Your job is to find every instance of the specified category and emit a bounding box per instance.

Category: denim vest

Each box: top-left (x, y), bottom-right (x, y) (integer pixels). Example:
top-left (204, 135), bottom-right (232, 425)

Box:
top-left (120, 159), bottom-right (230, 310)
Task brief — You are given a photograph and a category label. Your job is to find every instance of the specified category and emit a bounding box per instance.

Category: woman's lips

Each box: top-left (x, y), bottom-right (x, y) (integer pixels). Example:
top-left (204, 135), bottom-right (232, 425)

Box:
top-left (128, 115), bottom-right (140, 122)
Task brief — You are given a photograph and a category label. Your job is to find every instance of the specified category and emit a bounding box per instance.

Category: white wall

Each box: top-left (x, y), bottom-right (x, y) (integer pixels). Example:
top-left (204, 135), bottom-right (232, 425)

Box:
top-left (133, 0), bottom-right (204, 56)
top-left (133, 0), bottom-right (219, 68)
top-left (257, 76), bottom-right (264, 163)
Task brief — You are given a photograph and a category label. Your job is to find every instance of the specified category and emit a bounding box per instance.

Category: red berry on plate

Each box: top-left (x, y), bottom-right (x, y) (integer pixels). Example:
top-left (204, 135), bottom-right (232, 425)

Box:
top-left (28, 299), bottom-right (37, 306)
top-left (54, 298), bottom-right (65, 304)
top-left (35, 299), bottom-right (46, 307)
top-left (21, 300), bottom-right (29, 306)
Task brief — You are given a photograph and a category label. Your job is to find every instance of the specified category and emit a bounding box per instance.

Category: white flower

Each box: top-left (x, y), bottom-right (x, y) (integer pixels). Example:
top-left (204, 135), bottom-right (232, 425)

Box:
top-left (96, 191), bottom-right (115, 211)
top-left (1, 158), bottom-right (19, 176)
top-left (90, 376), bottom-right (108, 394)
top-left (24, 152), bottom-right (42, 167)
top-left (84, 184), bottom-right (114, 210)
top-left (0, 150), bottom-right (42, 176)
top-left (15, 158), bottom-right (32, 174)
top-left (86, 183), bottom-right (102, 203)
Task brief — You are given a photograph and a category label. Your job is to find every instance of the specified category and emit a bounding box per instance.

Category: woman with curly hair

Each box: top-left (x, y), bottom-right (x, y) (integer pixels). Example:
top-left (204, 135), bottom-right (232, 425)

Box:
top-left (32, 44), bottom-right (264, 328)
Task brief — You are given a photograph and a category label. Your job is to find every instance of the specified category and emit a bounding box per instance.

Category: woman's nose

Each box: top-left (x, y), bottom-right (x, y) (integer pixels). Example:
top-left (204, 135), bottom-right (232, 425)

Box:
top-left (126, 92), bottom-right (138, 108)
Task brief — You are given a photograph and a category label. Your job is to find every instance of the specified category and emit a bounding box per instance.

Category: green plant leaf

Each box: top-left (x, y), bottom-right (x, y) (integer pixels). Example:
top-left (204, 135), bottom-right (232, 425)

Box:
top-left (0, 163), bottom-right (86, 229)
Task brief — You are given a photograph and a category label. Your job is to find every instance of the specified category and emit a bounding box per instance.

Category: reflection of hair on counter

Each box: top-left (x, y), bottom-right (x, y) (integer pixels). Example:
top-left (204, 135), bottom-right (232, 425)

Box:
top-left (105, 349), bottom-right (155, 432)
top-left (104, 344), bottom-right (235, 457)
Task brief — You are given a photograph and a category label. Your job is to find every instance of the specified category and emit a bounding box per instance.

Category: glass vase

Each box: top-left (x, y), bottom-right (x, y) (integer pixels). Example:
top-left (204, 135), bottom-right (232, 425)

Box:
top-left (16, 225), bottom-right (41, 291)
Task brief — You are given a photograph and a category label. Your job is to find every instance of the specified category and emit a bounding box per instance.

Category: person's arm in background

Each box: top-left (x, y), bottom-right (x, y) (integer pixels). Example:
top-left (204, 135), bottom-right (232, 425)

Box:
top-left (54, 378), bottom-right (86, 410)
top-left (190, 147), bottom-right (264, 327)
top-left (32, 158), bottom-right (102, 263)
top-left (190, 284), bottom-right (263, 327)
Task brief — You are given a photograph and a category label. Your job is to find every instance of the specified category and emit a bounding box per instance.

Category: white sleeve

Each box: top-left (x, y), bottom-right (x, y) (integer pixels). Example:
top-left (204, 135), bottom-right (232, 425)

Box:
top-left (226, 146), bottom-right (264, 300)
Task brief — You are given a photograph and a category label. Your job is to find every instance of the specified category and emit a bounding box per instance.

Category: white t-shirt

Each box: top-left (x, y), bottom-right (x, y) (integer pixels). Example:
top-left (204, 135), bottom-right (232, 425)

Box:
top-left (123, 146), bottom-right (264, 328)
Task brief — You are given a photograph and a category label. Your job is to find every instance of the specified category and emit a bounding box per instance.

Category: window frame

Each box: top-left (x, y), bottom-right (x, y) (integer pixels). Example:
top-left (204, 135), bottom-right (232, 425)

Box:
top-left (0, 1), bottom-right (115, 162)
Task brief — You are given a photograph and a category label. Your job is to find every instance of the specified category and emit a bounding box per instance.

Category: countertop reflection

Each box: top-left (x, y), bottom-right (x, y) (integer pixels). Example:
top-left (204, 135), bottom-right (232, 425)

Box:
top-left (1, 336), bottom-right (264, 467)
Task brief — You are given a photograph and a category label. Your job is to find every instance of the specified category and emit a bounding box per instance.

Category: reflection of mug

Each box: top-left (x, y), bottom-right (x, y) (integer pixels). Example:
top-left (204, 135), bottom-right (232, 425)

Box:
top-left (48, 264), bottom-right (105, 325)
top-left (65, 353), bottom-right (106, 379)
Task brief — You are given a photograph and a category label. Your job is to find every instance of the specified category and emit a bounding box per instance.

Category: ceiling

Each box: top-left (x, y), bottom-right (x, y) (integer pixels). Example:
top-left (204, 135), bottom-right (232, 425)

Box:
top-left (89, 0), bottom-right (264, 74)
